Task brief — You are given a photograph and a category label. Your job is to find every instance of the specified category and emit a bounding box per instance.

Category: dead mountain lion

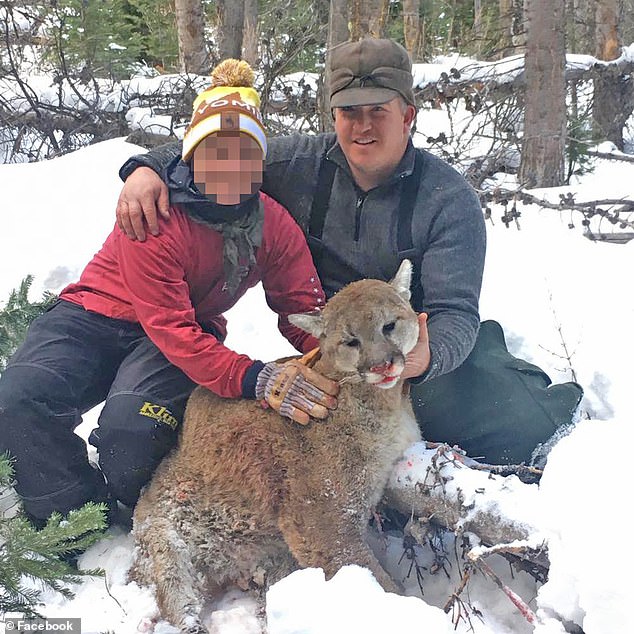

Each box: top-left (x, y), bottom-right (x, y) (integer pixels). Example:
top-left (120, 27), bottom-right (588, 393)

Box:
top-left (131, 259), bottom-right (422, 632)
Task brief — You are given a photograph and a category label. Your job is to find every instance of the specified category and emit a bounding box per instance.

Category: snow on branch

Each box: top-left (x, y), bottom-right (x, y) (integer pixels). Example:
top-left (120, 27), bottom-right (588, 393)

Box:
top-left (385, 443), bottom-right (542, 545)
top-left (479, 186), bottom-right (634, 236)
top-left (413, 47), bottom-right (634, 104)
top-left (383, 443), bottom-right (548, 576)
top-left (381, 442), bottom-right (555, 624)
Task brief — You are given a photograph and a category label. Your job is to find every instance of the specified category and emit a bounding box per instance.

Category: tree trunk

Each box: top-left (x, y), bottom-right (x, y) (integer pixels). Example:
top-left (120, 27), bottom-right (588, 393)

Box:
top-left (217, 0), bottom-right (245, 60)
top-left (349, 0), bottom-right (390, 40)
top-left (519, 0), bottom-right (567, 188)
top-left (511, 0), bottom-right (527, 52)
top-left (575, 0), bottom-right (595, 53)
top-left (320, 0), bottom-right (349, 132)
top-left (566, 0), bottom-right (581, 53)
top-left (328, 0), bottom-right (350, 47)
top-left (498, 0), bottom-right (527, 58)
top-left (620, 0), bottom-right (634, 49)
top-left (242, 0), bottom-right (258, 66)
top-left (403, 0), bottom-right (421, 60)
top-left (473, 0), bottom-right (483, 56)
top-left (369, 0), bottom-right (390, 38)
top-left (174, 0), bottom-right (209, 74)
top-left (595, 0), bottom-right (620, 59)
top-left (592, 0), bottom-right (631, 149)
top-left (498, 0), bottom-right (513, 58)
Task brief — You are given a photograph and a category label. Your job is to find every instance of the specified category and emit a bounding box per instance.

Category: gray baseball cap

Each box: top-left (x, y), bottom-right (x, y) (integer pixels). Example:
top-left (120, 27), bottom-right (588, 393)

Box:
top-left (329, 38), bottom-right (415, 108)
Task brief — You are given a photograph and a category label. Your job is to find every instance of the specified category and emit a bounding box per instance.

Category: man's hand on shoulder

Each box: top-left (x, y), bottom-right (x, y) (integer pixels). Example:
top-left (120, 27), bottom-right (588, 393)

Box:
top-left (116, 166), bottom-right (171, 241)
top-left (402, 313), bottom-right (431, 380)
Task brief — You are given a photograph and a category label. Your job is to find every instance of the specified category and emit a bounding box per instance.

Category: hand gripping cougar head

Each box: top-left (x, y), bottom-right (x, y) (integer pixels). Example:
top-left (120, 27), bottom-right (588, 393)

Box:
top-left (131, 260), bottom-right (422, 633)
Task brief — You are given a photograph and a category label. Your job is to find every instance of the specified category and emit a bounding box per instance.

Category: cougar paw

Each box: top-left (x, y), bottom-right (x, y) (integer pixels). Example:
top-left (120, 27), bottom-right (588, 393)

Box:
top-left (180, 613), bottom-right (207, 634)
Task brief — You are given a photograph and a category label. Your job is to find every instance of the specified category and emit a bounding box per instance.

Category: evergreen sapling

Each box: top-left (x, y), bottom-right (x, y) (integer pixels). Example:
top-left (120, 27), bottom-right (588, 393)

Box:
top-left (0, 279), bottom-right (108, 617)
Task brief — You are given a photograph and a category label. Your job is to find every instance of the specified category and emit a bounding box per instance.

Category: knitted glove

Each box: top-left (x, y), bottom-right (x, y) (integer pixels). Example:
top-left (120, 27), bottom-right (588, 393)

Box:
top-left (255, 360), bottom-right (339, 425)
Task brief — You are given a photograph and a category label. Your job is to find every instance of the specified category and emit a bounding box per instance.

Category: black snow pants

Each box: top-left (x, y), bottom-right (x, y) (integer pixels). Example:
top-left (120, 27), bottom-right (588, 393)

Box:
top-left (0, 300), bottom-right (197, 523)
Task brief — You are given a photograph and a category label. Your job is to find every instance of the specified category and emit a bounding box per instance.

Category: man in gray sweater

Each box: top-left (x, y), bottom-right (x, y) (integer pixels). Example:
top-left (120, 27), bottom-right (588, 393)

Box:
top-left (116, 39), bottom-right (493, 456)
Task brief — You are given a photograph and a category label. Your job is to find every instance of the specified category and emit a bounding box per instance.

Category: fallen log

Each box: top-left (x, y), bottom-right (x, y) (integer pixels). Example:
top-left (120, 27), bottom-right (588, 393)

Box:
top-left (383, 442), bottom-right (548, 573)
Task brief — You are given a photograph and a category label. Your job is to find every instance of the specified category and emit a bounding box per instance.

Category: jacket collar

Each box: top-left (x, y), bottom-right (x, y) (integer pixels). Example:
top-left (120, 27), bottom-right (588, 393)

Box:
top-left (325, 137), bottom-right (417, 190)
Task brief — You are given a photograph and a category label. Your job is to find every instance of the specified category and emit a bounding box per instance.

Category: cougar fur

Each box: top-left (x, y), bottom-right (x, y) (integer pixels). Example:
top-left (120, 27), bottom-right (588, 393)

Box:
top-left (130, 259), bottom-right (422, 633)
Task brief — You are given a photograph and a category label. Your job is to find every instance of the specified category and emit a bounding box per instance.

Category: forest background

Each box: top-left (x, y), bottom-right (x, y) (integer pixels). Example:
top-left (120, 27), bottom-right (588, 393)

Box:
top-left (2, 0), bottom-right (634, 195)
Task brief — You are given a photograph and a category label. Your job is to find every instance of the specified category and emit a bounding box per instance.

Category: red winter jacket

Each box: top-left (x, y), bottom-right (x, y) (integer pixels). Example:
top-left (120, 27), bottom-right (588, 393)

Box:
top-left (60, 192), bottom-right (324, 397)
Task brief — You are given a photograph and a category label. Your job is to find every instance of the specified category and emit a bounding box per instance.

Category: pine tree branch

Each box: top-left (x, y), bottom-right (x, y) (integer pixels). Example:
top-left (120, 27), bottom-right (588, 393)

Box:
top-left (0, 455), bottom-right (107, 616)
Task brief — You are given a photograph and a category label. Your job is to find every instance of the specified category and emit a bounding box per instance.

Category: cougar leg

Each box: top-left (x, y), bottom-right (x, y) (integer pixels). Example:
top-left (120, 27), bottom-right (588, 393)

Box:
top-left (323, 536), bottom-right (401, 594)
top-left (252, 538), bottom-right (298, 589)
top-left (132, 515), bottom-right (207, 633)
top-left (278, 506), bottom-right (401, 594)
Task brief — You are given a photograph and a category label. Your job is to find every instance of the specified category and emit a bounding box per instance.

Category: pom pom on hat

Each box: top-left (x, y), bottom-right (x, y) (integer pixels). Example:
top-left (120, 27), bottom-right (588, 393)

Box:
top-left (210, 59), bottom-right (255, 88)
top-left (183, 59), bottom-right (266, 161)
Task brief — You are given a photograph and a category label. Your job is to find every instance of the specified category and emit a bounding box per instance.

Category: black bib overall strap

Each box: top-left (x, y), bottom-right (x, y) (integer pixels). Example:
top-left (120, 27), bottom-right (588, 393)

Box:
top-left (397, 148), bottom-right (424, 252)
top-left (308, 153), bottom-right (337, 241)
top-left (308, 150), bottom-right (424, 296)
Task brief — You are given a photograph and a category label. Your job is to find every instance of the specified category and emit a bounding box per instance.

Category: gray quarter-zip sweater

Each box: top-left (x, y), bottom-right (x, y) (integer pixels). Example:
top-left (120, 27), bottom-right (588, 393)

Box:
top-left (119, 133), bottom-right (486, 382)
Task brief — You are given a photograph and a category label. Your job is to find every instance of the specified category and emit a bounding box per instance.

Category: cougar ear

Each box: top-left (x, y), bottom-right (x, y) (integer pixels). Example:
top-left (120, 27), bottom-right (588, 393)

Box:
top-left (389, 260), bottom-right (413, 301)
top-left (288, 310), bottom-right (325, 338)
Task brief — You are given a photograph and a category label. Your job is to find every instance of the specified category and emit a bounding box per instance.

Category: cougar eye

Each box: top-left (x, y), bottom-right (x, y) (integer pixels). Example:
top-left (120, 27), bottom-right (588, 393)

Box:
top-left (382, 321), bottom-right (396, 334)
top-left (344, 338), bottom-right (360, 348)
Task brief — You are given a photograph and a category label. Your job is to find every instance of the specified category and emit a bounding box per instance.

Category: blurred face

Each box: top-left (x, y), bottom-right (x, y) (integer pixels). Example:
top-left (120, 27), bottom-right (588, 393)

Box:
top-left (192, 133), bottom-right (264, 205)
top-left (333, 97), bottom-right (416, 191)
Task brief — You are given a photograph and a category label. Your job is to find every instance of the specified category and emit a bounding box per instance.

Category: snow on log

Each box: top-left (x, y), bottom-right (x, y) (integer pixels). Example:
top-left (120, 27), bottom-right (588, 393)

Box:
top-left (383, 443), bottom-right (545, 554)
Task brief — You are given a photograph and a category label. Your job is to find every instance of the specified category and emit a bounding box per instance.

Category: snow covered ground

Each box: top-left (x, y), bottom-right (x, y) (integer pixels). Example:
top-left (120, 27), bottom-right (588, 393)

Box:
top-left (1, 132), bottom-right (633, 632)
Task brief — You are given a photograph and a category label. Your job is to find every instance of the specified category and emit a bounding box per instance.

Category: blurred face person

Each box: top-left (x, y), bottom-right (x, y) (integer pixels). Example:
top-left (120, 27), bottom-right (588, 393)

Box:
top-left (192, 133), bottom-right (264, 205)
top-left (333, 96), bottom-right (416, 192)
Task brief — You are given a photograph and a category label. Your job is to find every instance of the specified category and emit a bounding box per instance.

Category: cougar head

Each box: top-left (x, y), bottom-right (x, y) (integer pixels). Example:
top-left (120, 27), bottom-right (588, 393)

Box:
top-left (289, 260), bottom-right (419, 388)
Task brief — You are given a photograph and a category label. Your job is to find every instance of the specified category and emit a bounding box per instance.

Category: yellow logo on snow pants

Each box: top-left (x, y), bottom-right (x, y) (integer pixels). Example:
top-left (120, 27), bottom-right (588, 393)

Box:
top-left (138, 402), bottom-right (179, 429)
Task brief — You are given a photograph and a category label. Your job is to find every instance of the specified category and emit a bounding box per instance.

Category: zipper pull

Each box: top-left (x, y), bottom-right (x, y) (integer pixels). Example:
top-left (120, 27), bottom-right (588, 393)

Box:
top-left (354, 195), bottom-right (364, 241)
